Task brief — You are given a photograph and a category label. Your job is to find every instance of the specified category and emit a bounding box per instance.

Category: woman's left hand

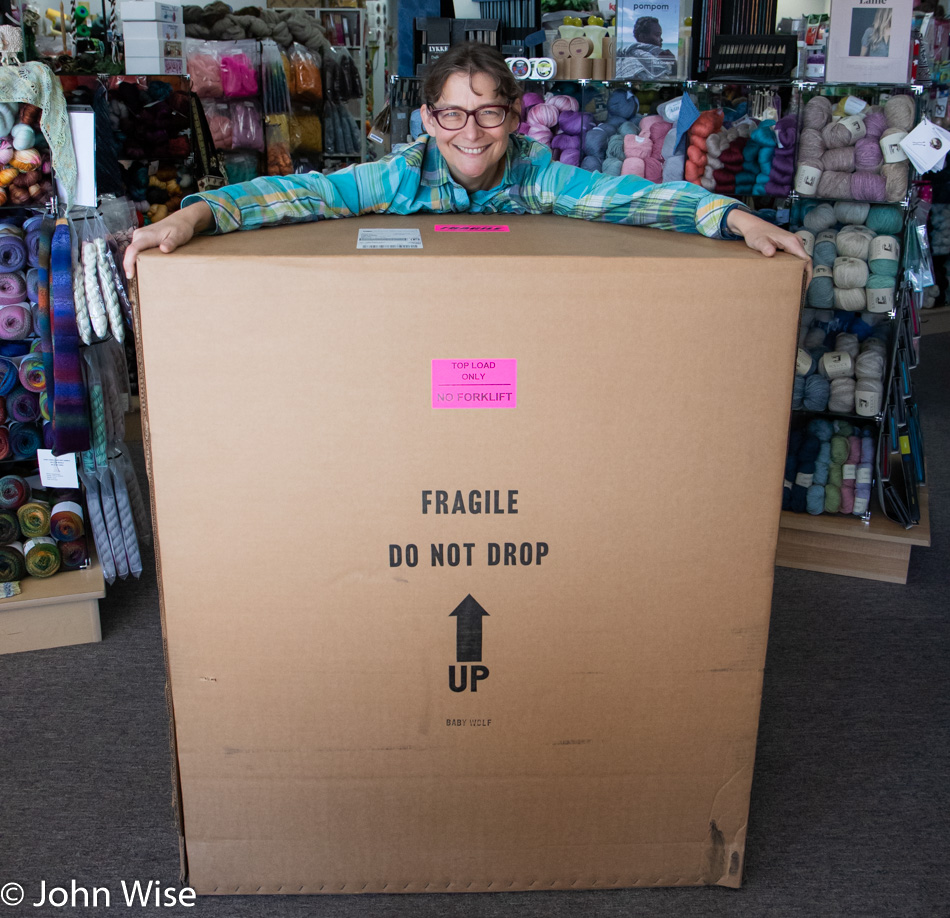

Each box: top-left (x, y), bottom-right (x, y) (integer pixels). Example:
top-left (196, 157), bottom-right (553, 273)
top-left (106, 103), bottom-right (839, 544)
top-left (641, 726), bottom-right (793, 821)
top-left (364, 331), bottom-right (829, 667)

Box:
top-left (726, 208), bottom-right (812, 281)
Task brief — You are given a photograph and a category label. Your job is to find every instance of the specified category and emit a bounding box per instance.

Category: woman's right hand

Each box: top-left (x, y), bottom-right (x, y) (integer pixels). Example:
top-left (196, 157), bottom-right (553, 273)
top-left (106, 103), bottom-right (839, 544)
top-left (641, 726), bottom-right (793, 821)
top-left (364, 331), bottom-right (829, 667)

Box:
top-left (123, 201), bottom-right (214, 279)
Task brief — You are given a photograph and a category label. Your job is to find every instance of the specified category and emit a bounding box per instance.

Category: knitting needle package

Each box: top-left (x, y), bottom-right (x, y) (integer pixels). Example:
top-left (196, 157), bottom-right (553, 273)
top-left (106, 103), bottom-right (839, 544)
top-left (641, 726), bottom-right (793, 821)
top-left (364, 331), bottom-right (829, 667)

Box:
top-left (134, 214), bottom-right (806, 895)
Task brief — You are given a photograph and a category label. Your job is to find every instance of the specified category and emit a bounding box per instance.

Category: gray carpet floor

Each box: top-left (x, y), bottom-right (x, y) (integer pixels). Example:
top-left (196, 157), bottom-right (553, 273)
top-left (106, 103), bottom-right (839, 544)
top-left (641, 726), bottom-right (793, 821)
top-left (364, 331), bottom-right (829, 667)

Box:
top-left (2, 333), bottom-right (948, 918)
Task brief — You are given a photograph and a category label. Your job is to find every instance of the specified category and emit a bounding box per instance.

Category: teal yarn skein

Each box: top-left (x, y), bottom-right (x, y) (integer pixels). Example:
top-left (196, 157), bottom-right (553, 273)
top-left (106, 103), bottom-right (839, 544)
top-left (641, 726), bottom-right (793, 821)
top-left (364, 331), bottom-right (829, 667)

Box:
top-left (865, 204), bottom-right (903, 234)
top-left (806, 484), bottom-right (826, 515)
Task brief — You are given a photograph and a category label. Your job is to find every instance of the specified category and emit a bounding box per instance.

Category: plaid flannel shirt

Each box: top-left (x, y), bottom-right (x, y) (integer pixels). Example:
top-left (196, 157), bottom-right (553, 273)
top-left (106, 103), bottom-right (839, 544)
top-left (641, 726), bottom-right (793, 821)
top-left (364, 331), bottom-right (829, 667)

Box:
top-left (182, 133), bottom-right (745, 239)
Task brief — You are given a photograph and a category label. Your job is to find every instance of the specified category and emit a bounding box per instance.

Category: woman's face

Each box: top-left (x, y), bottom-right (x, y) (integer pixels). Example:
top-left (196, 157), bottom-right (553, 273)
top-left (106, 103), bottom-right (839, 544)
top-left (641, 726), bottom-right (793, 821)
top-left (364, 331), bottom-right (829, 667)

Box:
top-left (421, 71), bottom-right (520, 193)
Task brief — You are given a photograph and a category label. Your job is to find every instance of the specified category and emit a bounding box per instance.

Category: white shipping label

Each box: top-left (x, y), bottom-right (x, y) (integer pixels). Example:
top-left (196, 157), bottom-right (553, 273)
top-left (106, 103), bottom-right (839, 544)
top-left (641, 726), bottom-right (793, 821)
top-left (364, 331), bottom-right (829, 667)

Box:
top-left (357, 229), bottom-right (423, 249)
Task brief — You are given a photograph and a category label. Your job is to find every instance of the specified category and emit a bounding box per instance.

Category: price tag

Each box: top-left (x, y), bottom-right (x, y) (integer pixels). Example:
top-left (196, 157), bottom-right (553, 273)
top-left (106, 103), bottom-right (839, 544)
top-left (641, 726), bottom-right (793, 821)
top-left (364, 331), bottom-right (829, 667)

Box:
top-left (37, 450), bottom-right (79, 489)
top-left (357, 229), bottom-right (423, 249)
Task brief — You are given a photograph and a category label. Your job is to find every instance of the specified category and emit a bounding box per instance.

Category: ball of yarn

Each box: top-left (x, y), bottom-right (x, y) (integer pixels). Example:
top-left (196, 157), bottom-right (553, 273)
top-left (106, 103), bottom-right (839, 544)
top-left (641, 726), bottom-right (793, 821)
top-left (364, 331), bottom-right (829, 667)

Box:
top-left (828, 377), bottom-right (856, 414)
top-left (623, 134), bottom-right (653, 159)
top-left (836, 226), bottom-right (874, 260)
top-left (527, 103), bottom-right (558, 128)
top-left (803, 375), bottom-right (831, 411)
top-left (581, 155), bottom-right (603, 172)
top-left (607, 90), bottom-right (638, 121)
top-left (799, 128), bottom-right (825, 160)
top-left (10, 124), bottom-right (34, 151)
top-left (522, 92), bottom-right (544, 110)
top-left (550, 95), bottom-right (579, 113)
top-left (559, 111), bottom-right (593, 136)
top-left (882, 162), bottom-right (908, 202)
top-left (0, 103), bottom-right (15, 137)
top-left (560, 149), bottom-right (581, 168)
top-left (792, 375), bottom-right (805, 409)
top-left (583, 127), bottom-right (611, 158)
top-left (835, 201), bottom-right (869, 224)
top-left (806, 274), bottom-right (835, 309)
top-left (526, 125), bottom-right (553, 146)
top-left (821, 121), bottom-right (854, 149)
top-left (865, 275), bottom-right (896, 312)
top-left (854, 137), bottom-right (883, 172)
top-left (551, 133), bottom-right (581, 152)
top-left (864, 110), bottom-right (888, 141)
top-left (834, 286), bottom-right (867, 312)
top-left (855, 378), bottom-right (884, 416)
top-left (602, 159), bottom-right (622, 176)
top-left (835, 333), bottom-right (859, 359)
top-left (851, 172), bottom-right (887, 201)
top-left (865, 204), bottom-right (902, 235)
top-left (884, 94), bottom-right (916, 131)
top-left (813, 240), bottom-right (837, 267)
top-left (803, 95), bottom-right (833, 130)
top-left (9, 148), bottom-right (41, 172)
top-left (855, 350), bottom-right (885, 379)
top-left (803, 202), bottom-right (836, 233)
top-left (821, 146), bottom-right (854, 172)
top-left (818, 171), bottom-right (853, 199)
top-left (868, 235), bottom-right (900, 275)
top-left (606, 134), bottom-right (625, 160)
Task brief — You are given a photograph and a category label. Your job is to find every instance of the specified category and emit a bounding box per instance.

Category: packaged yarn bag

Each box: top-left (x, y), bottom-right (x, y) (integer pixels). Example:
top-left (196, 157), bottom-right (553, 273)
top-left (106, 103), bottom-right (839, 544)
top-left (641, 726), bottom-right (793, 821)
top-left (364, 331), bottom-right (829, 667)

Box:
top-left (289, 42), bottom-right (323, 104)
top-left (187, 40), bottom-right (224, 99)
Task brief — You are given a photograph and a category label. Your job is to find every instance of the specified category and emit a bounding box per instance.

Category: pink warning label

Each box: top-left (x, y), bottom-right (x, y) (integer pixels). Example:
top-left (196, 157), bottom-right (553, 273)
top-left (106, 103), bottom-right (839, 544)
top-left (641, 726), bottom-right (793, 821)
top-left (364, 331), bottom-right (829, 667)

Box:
top-left (433, 225), bottom-right (510, 232)
top-left (431, 359), bottom-right (517, 409)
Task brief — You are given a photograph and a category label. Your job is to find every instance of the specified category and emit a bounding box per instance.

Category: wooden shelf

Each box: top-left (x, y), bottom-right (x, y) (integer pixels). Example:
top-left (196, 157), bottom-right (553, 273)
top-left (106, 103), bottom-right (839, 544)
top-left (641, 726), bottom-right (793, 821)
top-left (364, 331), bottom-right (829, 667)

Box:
top-left (776, 488), bottom-right (931, 584)
top-left (0, 552), bottom-right (106, 655)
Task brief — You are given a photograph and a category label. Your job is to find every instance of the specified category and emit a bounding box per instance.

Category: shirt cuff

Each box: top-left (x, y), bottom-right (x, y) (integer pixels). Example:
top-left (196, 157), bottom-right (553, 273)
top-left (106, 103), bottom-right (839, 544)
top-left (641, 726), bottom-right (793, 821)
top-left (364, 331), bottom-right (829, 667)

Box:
top-left (180, 191), bottom-right (240, 235)
top-left (718, 202), bottom-right (752, 241)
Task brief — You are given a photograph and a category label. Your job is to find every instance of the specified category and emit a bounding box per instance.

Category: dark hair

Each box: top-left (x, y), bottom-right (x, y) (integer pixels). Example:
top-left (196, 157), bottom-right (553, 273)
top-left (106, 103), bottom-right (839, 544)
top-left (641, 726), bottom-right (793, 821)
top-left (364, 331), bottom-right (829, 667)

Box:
top-left (421, 42), bottom-right (522, 108)
top-left (634, 16), bottom-right (662, 43)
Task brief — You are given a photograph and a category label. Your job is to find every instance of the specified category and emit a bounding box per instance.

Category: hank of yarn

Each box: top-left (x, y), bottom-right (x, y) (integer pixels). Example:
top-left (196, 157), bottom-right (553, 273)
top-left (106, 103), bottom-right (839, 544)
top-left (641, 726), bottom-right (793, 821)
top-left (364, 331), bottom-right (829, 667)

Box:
top-left (95, 239), bottom-right (125, 343)
top-left (82, 241), bottom-right (108, 338)
top-left (112, 469), bottom-right (142, 575)
top-left (72, 262), bottom-right (92, 345)
top-left (24, 536), bottom-right (61, 578)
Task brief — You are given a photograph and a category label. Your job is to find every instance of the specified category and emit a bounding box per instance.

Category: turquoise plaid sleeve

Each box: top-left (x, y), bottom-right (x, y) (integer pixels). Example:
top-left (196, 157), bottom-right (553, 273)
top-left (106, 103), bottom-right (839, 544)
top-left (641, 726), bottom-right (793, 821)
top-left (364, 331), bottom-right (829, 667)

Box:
top-left (513, 153), bottom-right (744, 238)
top-left (180, 142), bottom-right (430, 234)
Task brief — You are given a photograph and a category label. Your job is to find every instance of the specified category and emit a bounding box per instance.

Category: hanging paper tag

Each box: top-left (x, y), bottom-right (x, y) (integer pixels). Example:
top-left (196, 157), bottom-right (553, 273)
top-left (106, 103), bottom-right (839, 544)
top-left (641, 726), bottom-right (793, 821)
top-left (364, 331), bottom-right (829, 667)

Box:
top-left (37, 450), bottom-right (79, 489)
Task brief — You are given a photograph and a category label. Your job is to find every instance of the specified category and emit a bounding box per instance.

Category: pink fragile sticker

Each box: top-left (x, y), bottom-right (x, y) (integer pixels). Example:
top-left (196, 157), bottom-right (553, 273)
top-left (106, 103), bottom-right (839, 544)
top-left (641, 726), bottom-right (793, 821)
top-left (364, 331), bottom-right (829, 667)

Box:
top-left (433, 225), bottom-right (510, 232)
top-left (431, 359), bottom-right (517, 409)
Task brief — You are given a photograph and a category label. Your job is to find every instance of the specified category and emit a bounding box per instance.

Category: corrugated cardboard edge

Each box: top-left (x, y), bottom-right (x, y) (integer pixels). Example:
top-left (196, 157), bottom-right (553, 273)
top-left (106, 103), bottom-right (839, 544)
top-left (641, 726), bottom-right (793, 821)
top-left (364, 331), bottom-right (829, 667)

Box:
top-left (129, 278), bottom-right (189, 886)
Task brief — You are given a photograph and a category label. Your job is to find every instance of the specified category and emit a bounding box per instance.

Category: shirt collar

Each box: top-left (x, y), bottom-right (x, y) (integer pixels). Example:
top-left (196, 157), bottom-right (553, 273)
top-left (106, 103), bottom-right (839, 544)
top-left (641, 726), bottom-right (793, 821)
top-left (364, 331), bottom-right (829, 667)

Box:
top-left (420, 133), bottom-right (546, 190)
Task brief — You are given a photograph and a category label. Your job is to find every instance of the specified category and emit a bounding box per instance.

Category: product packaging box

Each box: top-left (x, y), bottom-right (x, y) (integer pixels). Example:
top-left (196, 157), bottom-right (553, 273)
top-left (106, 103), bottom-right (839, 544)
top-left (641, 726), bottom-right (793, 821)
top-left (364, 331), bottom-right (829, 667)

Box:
top-left (119, 0), bottom-right (182, 23)
top-left (122, 19), bottom-right (185, 41)
top-left (124, 54), bottom-right (184, 76)
top-left (134, 214), bottom-right (804, 894)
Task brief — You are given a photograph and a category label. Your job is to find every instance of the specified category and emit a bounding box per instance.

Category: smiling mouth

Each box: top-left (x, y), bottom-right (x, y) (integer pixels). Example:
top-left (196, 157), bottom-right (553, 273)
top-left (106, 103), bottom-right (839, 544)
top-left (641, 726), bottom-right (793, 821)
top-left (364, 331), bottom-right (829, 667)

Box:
top-left (455, 145), bottom-right (489, 155)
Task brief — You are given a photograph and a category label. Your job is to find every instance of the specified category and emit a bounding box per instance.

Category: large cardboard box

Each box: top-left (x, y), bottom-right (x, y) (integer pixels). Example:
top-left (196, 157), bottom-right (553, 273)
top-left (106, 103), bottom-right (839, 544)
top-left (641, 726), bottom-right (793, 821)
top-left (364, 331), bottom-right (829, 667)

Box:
top-left (135, 214), bottom-right (804, 894)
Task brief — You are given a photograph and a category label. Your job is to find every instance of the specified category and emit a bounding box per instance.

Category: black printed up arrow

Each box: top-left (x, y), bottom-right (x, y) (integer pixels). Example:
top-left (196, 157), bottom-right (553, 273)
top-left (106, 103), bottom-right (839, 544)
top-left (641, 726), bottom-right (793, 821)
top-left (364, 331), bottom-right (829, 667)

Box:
top-left (450, 594), bottom-right (489, 662)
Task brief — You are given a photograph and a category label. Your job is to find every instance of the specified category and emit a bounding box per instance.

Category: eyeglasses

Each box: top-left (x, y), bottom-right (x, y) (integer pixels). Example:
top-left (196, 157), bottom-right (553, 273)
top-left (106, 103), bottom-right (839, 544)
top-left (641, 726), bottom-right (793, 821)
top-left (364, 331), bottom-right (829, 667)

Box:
top-left (427, 104), bottom-right (512, 131)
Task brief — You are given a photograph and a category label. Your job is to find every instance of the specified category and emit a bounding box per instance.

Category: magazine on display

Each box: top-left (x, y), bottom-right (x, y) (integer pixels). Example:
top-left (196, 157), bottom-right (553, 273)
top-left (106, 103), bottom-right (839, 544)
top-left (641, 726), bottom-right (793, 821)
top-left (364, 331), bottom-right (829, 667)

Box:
top-left (615, 0), bottom-right (686, 80)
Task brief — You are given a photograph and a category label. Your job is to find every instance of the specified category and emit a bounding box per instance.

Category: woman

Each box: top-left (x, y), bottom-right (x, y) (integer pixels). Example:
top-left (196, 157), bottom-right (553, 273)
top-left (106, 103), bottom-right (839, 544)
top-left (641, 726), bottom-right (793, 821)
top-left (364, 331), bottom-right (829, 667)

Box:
top-left (860, 9), bottom-right (892, 58)
top-left (124, 42), bottom-right (808, 278)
